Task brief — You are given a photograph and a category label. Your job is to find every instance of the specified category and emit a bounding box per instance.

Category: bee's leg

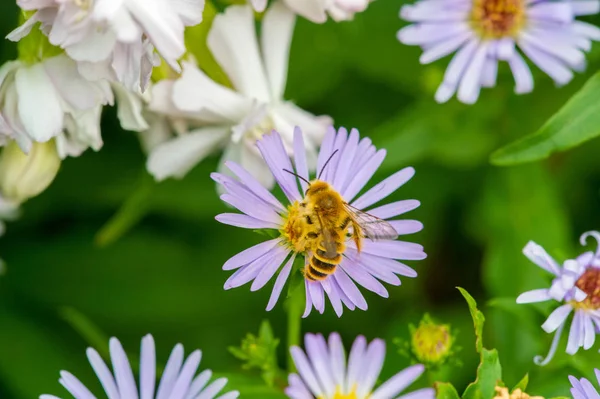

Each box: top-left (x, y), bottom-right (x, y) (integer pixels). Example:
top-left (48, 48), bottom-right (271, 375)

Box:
top-left (351, 220), bottom-right (362, 252)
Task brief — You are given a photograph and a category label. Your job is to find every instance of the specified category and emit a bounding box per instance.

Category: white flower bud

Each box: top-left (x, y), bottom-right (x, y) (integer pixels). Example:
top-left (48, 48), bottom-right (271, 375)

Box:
top-left (0, 140), bottom-right (61, 202)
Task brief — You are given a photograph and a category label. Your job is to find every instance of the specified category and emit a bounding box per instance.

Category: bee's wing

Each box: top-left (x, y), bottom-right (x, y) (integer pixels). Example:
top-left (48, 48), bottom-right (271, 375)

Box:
top-left (314, 209), bottom-right (339, 258)
top-left (344, 203), bottom-right (398, 241)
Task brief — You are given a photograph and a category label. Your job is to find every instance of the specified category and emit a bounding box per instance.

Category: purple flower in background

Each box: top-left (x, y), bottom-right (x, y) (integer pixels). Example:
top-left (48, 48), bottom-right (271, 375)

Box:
top-left (41, 335), bottom-right (239, 399)
top-left (213, 127), bottom-right (425, 317)
top-left (286, 333), bottom-right (435, 399)
top-left (517, 231), bottom-right (600, 365)
top-left (570, 370), bottom-right (600, 399)
top-left (398, 0), bottom-right (600, 104)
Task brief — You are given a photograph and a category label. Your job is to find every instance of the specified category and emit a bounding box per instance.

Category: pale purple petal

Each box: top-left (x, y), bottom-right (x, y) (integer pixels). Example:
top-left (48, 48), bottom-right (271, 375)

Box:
top-left (341, 149), bottom-right (386, 203)
top-left (332, 128), bottom-right (360, 190)
top-left (542, 304), bottom-right (573, 333)
top-left (290, 346), bottom-right (324, 396)
top-left (567, 310), bottom-right (584, 354)
top-left (523, 241), bottom-right (561, 275)
top-left (224, 162), bottom-right (285, 212)
top-left (367, 200), bottom-right (421, 219)
top-left (345, 336), bottom-right (367, 393)
top-left (251, 246), bottom-right (290, 291)
top-left (339, 261), bottom-right (389, 297)
top-left (266, 254), bottom-right (294, 311)
top-left (516, 288), bottom-right (551, 304)
top-left (334, 268), bottom-right (368, 310)
top-left (215, 213), bottom-right (280, 230)
top-left (328, 333), bottom-right (346, 388)
top-left (109, 338), bottom-right (139, 399)
top-left (140, 335), bottom-right (156, 399)
top-left (356, 339), bottom-right (385, 396)
top-left (308, 281), bottom-right (325, 314)
top-left (86, 348), bottom-right (119, 399)
top-left (371, 364), bottom-right (426, 399)
top-left (317, 126), bottom-right (336, 177)
top-left (293, 127), bottom-right (309, 192)
top-left (304, 334), bottom-right (336, 397)
top-left (352, 167), bottom-right (415, 210)
top-left (256, 132), bottom-right (302, 202)
top-left (223, 239), bottom-right (282, 271)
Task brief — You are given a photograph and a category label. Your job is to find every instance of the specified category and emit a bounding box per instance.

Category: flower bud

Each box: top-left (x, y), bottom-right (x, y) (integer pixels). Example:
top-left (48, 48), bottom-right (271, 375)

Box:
top-left (410, 314), bottom-right (454, 366)
top-left (0, 140), bottom-right (61, 203)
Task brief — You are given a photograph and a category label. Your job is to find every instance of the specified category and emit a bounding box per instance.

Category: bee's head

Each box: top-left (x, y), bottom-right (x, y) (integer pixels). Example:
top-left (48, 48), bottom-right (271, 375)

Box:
top-left (305, 180), bottom-right (329, 197)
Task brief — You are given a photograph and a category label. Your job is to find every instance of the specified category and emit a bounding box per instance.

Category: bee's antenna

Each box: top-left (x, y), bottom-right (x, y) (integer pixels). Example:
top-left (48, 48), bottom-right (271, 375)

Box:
top-left (318, 149), bottom-right (339, 180)
top-left (283, 168), bottom-right (310, 185)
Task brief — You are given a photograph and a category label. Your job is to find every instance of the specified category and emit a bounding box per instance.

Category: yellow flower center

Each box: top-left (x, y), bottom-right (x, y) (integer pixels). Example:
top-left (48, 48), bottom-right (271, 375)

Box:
top-left (471, 0), bottom-right (526, 39)
top-left (493, 386), bottom-right (544, 399)
top-left (573, 268), bottom-right (600, 310)
top-left (318, 386), bottom-right (361, 399)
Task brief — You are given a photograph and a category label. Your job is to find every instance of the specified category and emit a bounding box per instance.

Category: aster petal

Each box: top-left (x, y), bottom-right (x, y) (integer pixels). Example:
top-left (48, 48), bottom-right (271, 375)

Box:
top-left (435, 38), bottom-right (479, 103)
top-left (256, 132), bottom-right (302, 202)
top-left (516, 288), bottom-right (551, 304)
top-left (367, 200), bottom-right (421, 219)
top-left (572, 1), bottom-right (600, 16)
top-left (327, 333), bottom-right (346, 388)
top-left (398, 388), bottom-right (437, 399)
top-left (420, 30), bottom-right (473, 64)
top-left (266, 254), bottom-right (295, 311)
top-left (508, 51), bottom-right (534, 94)
top-left (305, 334), bottom-right (336, 397)
top-left (140, 335), bottom-right (156, 399)
top-left (293, 127), bottom-right (310, 192)
top-left (518, 40), bottom-right (574, 85)
top-left (321, 278), bottom-right (344, 317)
top-left (224, 247), bottom-right (284, 289)
top-left (356, 339), bottom-right (385, 397)
top-left (352, 167), bottom-right (415, 210)
top-left (339, 261), bottom-right (389, 297)
top-left (196, 378), bottom-right (228, 399)
top-left (371, 364), bottom-right (426, 399)
top-left (358, 240), bottom-right (426, 261)
top-left (208, 5), bottom-right (270, 101)
top-left (389, 220), bottom-right (424, 236)
top-left (86, 348), bottom-right (119, 399)
top-left (341, 149), bottom-right (386, 203)
top-left (225, 161), bottom-right (285, 212)
top-left (285, 374), bottom-right (313, 399)
top-left (226, 240), bottom-right (282, 272)
top-left (308, 281), bottom-right (326, 314)
top-left (317, 126), bottom-right (336, 177)
top-left (261, 1), bottom-right (295, 100)
top-left (109, 338), bottom-right (139, 399)
top-left (290, 346), bottom-right (325, 396)
top-left (332, 128), bottom-right (360, 190)
top-left (481, 57), bottom-right (498, 88)
top-left (457, 42), bottom-right (489, 104)
top-left (542, 303), bottom-right (573, 333)
top-left (186, 370), bottom-right (212, 398)
top-left (215, 213), bottom-right (280, 230)
top-left (523, 241), bottom-right (561, 275)
top-left (334, 268), bottom-right (368, 310)
top-left (251, 246), bottom-right (290, 291)
top-left (323, 127), bottom-right (347, 183)
top-left (331, 275), bottom-right (356, 311)
top-left (59, 371), bottom-right (97, 399)
top-left (156, 344), bottom-right (184, 399)
top-left (170, 351), bottom-right (202, 399)
top-left (345, 335), bottom-right (367, 393)
top-left (583, 313), bottom-right (596, 350)
top-left (567, 310), bottom-right (584, 354)
top-left (220, 193), bottom-right (283, 225)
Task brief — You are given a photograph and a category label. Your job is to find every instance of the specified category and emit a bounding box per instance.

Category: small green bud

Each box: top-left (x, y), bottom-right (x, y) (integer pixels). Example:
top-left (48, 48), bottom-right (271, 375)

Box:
top-left (410, 314), bottom-right (454, 366)
top-left (0, 140), bottom-right (61, 203)
top-left (229, 320), bottom-right (282, 387)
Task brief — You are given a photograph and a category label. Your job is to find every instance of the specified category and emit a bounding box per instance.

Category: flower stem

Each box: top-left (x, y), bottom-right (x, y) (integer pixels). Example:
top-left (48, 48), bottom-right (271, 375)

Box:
top-left (286, 277), bottom-right (305, 373)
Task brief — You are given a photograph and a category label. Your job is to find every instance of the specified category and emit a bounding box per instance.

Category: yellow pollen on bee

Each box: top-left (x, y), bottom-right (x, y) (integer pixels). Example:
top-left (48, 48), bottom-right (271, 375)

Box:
top-left (471, 0), bottom-right (526, 39)
top-left (571, 268), bottom-right (600, 310)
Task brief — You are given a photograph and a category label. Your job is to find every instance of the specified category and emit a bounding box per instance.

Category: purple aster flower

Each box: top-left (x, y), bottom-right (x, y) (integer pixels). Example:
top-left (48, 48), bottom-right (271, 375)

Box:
top-left (41, 335), bottom-right (239, 399)
top-left (398, 0), bottom-right (600, 104)
top-left (517, 231), bottom-right (600, 365)
top-left (213, 126), bottom-right (426, 317)
top-left (286, 333), bottom-right (435, 399)
top-left (570, 370), bottom-right (600, 399)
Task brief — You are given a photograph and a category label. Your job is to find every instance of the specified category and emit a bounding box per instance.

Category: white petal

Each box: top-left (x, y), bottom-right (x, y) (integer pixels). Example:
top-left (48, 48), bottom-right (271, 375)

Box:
top-left (261, 1), bottom-right (296, 100)
top-left (208, 5), bottom-right (270, 101)
top-left (15, 63), bottom-right (63, 142)
top-left (283, 0), bottom-right (328, 23)
top-left (113, 83), bottom-right (150, 132)
top-left (147, 127), bottom-right (229, 181)
top-left (65, 28), bottom-right (117, 63)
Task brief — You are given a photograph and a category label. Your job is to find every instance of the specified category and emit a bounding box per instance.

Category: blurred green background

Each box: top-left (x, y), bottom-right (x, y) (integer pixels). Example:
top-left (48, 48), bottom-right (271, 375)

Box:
top-left (2, 0), bottom-right (600, 397)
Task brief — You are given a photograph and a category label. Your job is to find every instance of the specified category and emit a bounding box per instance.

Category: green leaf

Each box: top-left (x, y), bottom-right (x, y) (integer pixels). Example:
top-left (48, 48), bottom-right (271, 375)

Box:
top-left (457, 287), bottom-right (485, 354)
top-left (512, 374), bottom-right (529, 392)
top-left (491, 72), bottom-right (600, 165)
top-left (462, 349), bottom-right (502, 399)
top-left (435, 382), bottom-right (461, 399)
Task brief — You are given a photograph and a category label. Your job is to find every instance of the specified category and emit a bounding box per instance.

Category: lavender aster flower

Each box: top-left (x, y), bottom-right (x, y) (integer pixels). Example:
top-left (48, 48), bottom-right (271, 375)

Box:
top-left (398, 0), bottom-right (600, 104)
top-left (286, 333), bottom-right (435, 399)
top-left (517, 231), bottom-right (600, 365)
top-left (41, 335), bottom-right (239, 399)
top-left (570, 370), bottom-right (600, 399)
top-left (213, 126), bottom-right (425, 317)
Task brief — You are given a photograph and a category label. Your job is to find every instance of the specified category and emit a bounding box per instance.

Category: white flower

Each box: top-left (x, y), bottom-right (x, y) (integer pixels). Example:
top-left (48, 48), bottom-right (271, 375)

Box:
top-left (144, 4), bottom-right (331, 187)
top-left (0, 55), bottom-right (113, 157)
top-left (9, 0), bottom-right (205, 92)
top-left (41, 334), bottom-right (239, 399)
top-left (254, 0), bottom-right (372, 23)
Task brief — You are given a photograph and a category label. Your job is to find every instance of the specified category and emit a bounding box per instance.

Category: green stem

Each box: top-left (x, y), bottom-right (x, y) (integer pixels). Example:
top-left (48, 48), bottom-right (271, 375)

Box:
top-left (286, 279), bottom-right (305, 373)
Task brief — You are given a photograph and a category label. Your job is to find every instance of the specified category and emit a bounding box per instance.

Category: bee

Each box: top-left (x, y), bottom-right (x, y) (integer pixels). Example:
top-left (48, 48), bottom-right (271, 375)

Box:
top-left (298, 180), bottom-right (399, 281)
top-left (284, 153), bottom-right (398, 282)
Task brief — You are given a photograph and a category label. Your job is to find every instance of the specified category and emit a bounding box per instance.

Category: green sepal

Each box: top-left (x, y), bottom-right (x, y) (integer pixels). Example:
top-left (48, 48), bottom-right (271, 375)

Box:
top-left (511, 374), bottom-right (529, 392)
top-left (435, 382), bottom-right (461, 399)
